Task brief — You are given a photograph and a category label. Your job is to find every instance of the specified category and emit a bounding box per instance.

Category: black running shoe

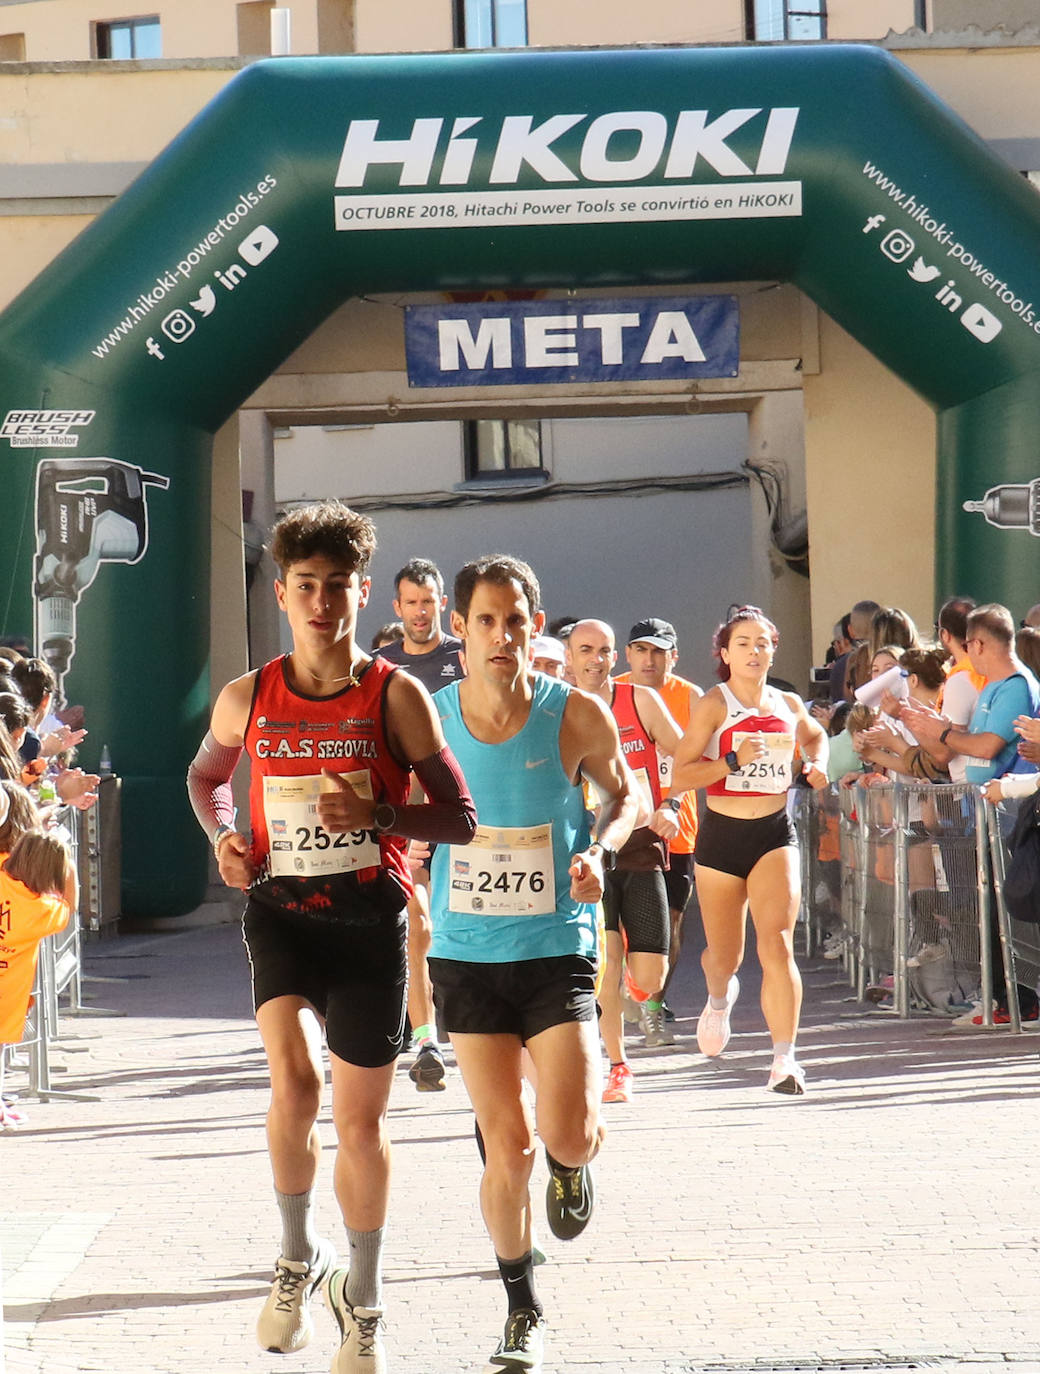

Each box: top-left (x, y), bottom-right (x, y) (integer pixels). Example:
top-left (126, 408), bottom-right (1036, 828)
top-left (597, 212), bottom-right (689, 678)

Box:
top-left (408, 1044), bottom-right (447, 1092)
top-left (488, 1307), bottom-right (545, 1371)
top-left (544, 1154), bottom-right (594, 1240)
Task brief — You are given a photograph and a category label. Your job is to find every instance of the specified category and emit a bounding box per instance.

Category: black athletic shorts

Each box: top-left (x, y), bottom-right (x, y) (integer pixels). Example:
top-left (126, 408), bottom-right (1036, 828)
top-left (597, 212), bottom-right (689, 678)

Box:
top-left (694, 806), bottom-right (796, 881)
top-left (602, 868), bottom-right (670, 954)
top-left (243, 900), bottom-right (407, 1067)
top-left (664, 853), bottom-right (694, 915)
top-left (428, 953), bottom-right (597, 1042)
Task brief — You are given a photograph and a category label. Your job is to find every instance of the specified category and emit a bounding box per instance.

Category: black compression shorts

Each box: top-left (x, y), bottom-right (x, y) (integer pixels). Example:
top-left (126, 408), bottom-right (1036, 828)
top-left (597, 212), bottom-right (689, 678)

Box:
top-left (602, 869), bottom-right (670, 954)
top-left (694, 807), bottom-right (796, 881)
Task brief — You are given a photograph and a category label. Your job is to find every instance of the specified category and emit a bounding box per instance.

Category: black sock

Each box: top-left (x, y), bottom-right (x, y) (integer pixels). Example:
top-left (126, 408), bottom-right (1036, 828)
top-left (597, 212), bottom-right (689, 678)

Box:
top-left (545, 1148), bottom-right (577, 1178)
top-left (496, 1252), bottom-right (542, 1317)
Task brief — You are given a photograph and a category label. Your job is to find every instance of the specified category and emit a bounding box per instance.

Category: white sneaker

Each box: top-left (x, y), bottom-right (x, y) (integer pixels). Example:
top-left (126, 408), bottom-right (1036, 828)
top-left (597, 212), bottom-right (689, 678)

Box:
top-left (621, 991), bottom-right (642, 1024)
top-left (696, 976), bottom-right (739, 1057)
top-left (256, 1241), bottom-right (335, 1353)
top-left (951, 999), bottom-right (989, 1027)
top-left (639, 1003), bottom-right (674, 1047)
top-left (325, 1267), bottom-right (386, 1373)
top-left (767, 1052), bottom-right (806, 1096)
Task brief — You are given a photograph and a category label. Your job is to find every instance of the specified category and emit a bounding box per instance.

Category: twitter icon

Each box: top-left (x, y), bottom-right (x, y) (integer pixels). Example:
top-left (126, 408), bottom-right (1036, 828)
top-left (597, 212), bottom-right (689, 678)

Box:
top-left (190, 285), bottom-right (217, 316)
top-left (907, 256), bottom-right (941, 283)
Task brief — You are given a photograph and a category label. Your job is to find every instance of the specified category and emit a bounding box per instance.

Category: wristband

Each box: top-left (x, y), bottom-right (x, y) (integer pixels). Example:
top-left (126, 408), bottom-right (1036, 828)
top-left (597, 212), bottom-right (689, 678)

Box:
top-left (212, 825), bottom-right (233, 859)
top-left (939, 726), bottom-right (953, 745)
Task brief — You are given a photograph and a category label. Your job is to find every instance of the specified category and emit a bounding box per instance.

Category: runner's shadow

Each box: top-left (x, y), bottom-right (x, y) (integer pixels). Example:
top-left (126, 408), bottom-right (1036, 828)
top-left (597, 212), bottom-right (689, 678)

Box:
top-left (5, 1286), bottom-right (269, 1321)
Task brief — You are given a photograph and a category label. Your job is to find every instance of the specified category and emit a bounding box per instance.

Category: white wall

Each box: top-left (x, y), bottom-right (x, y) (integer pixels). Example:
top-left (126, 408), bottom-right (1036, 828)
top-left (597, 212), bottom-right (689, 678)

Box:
top-left (270, 410), bottom-right (807, 690)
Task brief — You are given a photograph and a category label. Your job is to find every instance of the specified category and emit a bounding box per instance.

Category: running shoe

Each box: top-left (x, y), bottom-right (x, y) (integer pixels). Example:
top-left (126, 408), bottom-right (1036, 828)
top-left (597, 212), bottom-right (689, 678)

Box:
top-left (696, 975), bottom-right (739, 1057)
top-left (640, 1004), bottom-right (674, 1047)
top-left (408, 1043), bottom-right (447, 1092)
top-left (487, 1306), bottom-right (545, 1371)
top-left (602, 1062), bottom-right (633, 1103)
top-left (256, 1240), bottom-right (336, 1354)
top-left (324, 1267), bottom-right (386, 1373)
top-left (767, 1052), bottom-right (806, 1096)
top-left (621, 990), bottom-right (642, 1024)
top-left (544, 1153), bottom-right (595, 1240)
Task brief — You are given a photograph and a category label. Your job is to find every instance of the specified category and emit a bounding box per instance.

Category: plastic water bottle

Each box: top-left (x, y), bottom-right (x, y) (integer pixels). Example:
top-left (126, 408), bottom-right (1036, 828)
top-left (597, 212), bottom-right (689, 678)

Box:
top-left (99, 745), bottom-right (112, 776)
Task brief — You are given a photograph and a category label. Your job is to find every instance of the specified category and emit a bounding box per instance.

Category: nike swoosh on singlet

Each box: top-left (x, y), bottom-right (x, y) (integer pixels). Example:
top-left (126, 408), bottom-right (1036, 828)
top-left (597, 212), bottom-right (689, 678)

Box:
top-left (525, 758), bottom-right (549, 769)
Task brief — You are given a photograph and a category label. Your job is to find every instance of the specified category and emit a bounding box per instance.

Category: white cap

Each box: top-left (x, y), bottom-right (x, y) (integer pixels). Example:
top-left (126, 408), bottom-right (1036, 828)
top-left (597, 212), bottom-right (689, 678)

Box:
top-left (531, 635), bottom-right (566, 665)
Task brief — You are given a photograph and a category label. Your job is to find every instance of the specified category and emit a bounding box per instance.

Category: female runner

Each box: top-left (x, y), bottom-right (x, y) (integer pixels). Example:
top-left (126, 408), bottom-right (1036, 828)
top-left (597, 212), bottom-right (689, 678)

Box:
top-left (671, 607), bottom-right (828, 1094)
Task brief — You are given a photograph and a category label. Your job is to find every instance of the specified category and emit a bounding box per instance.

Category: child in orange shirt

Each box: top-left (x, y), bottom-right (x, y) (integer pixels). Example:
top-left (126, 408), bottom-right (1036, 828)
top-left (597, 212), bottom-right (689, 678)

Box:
top-left (0, 828), bottom-right (78, 1050)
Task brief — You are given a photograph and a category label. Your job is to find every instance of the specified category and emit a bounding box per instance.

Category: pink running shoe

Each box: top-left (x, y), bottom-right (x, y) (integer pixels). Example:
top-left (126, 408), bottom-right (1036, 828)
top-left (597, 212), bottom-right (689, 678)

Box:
top-left (696, 975), bottom-right (739, 1057)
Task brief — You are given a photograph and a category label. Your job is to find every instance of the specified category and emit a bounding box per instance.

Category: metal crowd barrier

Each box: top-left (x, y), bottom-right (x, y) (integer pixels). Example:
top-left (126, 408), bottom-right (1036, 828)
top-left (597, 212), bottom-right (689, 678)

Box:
top-left (3, 807), bottom-right (102, 1104)
top-left (790, 781), bottom-right (1040, 1031)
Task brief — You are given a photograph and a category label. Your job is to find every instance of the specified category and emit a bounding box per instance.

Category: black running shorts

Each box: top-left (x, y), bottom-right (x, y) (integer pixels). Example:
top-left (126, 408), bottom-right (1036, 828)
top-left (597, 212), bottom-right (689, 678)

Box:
top-left (663, 852), bottom-right (694, 916)
top-left (694, 806), bottom-right (796, 881)
top-left (243, 901), bottom-right (407, 1067)
top-left (428, 954), bottom-right (597, 1042)
top-left (601, 869), bottom-right (670, 954)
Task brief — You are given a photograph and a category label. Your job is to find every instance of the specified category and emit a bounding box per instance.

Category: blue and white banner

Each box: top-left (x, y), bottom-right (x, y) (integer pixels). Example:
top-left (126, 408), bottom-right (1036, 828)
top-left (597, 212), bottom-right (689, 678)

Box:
top-left (404, 295), bottom-right (739, 387)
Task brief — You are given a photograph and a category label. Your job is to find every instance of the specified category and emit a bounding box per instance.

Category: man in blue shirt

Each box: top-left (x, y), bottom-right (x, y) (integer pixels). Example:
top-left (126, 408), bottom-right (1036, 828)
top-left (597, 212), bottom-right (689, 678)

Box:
top-left (902, 603), bottom-right (1040, 782)
top-left (427, 554), bottom-right (641, 1374)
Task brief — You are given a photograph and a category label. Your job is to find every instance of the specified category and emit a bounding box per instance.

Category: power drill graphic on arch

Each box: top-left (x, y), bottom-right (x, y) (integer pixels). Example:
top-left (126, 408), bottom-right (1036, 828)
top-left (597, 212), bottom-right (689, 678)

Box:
top-left (33, 457), bottom-right (170, 703)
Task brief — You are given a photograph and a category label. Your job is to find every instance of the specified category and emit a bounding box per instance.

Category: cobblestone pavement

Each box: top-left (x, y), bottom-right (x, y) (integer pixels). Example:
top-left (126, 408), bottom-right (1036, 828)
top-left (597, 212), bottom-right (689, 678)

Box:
top-left (2, 912), bottom-right (1039, 1374)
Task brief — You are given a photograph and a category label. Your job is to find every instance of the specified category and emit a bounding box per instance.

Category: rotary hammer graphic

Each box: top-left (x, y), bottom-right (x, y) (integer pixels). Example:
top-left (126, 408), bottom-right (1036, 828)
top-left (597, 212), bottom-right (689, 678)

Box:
top-left (33, 458), bottom-right (170, 701)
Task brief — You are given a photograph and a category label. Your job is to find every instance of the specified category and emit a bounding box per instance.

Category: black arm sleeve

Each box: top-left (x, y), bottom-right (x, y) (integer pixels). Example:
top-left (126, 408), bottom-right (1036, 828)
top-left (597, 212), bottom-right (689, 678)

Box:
top-left (379, 746), bottom-right (477, 844)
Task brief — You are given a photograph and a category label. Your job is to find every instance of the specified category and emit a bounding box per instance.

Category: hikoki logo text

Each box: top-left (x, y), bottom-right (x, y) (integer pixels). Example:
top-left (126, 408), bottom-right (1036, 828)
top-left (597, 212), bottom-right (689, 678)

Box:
top-left (333, 107), bottom-right (802, 231)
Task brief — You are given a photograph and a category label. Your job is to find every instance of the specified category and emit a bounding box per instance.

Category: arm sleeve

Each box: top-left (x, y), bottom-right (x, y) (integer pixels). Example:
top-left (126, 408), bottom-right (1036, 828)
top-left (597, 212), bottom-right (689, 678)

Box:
top-left (186, 731), bottom-right (242, 842)
top-left (379, 746), bottom-right (477, 844)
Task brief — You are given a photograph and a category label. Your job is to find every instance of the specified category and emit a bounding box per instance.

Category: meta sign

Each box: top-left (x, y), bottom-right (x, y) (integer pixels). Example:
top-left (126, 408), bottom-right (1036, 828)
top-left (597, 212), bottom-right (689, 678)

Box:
top-left (404, 295), bottom-right (739, 387)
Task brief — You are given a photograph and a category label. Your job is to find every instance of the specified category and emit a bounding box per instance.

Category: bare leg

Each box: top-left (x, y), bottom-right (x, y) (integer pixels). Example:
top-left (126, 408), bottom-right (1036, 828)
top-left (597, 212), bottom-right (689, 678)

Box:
top-left (255, 996), bottom-right (325, 1194)
top-left (747, 845), bottom-right (802, 1047)
top-left (598, 930), bottom-right (626, 1065)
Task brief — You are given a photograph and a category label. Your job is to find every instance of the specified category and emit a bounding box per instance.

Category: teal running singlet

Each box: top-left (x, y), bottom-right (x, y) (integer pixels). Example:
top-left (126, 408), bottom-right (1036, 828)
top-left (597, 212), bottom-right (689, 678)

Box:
top-left (429, 675), bottom-right (595, 963)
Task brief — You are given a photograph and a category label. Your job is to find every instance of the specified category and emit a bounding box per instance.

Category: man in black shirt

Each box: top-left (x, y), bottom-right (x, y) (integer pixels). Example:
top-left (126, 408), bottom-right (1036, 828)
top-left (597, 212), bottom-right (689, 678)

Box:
top-left (376, 558), bottom-right (465, 1091)
top-left (375, 557), bottom-right (464, 694)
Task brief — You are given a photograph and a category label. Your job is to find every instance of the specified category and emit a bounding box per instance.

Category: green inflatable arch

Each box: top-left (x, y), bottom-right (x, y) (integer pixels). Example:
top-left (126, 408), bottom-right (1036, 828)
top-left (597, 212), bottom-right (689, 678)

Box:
top-left (2, 43), bottom-right (1038, 917)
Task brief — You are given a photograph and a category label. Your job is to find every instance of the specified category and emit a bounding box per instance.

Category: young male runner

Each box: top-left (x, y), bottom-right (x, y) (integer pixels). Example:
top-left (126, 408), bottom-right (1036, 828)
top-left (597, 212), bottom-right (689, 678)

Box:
top-left (375, 557), bottom-right (465, 1093)
top-left (187, 503), bottom-right (476, 1374)
top-left (427, 556), bottom-right (640, 1373)
top-left (566, 619), bottom-right (686, 1102)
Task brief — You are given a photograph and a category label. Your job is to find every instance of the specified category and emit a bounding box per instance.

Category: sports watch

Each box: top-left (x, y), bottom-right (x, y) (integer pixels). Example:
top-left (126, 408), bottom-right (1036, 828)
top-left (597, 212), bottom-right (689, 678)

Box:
top-left (724, 750), bottom-right (741, 773)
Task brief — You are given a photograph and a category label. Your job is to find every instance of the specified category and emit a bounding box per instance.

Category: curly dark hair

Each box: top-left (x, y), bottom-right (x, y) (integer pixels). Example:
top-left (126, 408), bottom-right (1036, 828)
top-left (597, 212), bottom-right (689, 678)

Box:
top-left (269, 501), bottom-right (377, 578)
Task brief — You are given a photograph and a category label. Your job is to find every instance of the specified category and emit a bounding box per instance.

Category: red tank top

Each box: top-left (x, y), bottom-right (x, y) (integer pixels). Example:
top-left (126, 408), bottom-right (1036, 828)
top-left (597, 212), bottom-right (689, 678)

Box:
top-left (244, 655), bottom-right (412, 915)
top-left (704, 682), bottom-right (799, 798)
top-left (610, 682), bottom-right (666, 870)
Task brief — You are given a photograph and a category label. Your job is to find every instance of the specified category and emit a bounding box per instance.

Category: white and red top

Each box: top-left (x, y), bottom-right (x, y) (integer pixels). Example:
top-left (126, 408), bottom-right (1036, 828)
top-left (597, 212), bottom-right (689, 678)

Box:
top-left (704, 681), bottom-right (799, 798)
top-left (244, 655), bottom-right (413, 913)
